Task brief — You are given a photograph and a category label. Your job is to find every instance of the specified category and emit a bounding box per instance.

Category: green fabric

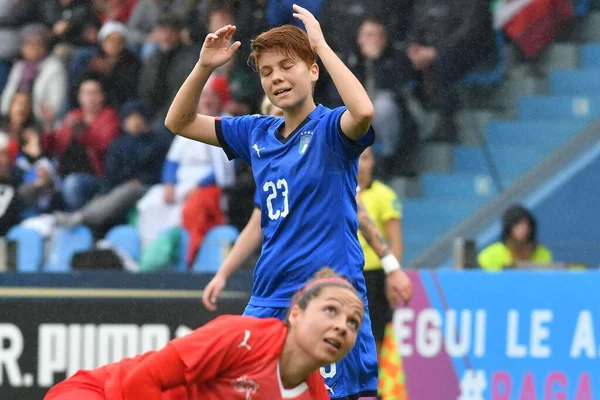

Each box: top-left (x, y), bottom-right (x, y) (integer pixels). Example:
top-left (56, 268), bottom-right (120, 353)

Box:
top-left (139, 227), bottom-right (181, 272)
top-left (127, 207), bottom-right (138, 226)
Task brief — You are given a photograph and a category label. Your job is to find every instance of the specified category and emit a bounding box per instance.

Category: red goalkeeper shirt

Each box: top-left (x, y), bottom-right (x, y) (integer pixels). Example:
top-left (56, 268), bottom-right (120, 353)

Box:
top-left (44, 316), bottom-right (330, 400)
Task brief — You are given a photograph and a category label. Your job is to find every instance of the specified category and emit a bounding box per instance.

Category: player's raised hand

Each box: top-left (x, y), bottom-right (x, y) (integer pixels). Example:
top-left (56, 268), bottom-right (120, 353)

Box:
top-left (292, 4), bottom-right (327, 52)
top-left (202, 274), bottom-right (227, 311)
top-left (198, 25), bottom-right (241, 70)
top-left (385, 269), bottom-right (414, 308)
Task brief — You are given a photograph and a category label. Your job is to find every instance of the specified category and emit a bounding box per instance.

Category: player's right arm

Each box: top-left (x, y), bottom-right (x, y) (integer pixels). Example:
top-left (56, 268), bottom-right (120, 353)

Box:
top-left (202, 208), bottom-right (262, 311)
top-left (164, 25), bottom-right (241, 144)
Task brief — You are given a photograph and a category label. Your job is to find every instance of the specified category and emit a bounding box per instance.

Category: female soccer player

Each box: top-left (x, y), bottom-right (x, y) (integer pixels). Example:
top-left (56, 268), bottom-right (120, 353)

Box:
top-left (44, 268), bottom-right (364, 400)
top-left (164, 5), bottom-right (411, 398)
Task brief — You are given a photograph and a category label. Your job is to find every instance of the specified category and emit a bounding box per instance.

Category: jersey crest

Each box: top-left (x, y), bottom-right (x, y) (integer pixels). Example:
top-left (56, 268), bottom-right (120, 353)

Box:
top-left (232, 375), bottom-right (260, 399)
top-left (298, 131), bottom-right (313, 154)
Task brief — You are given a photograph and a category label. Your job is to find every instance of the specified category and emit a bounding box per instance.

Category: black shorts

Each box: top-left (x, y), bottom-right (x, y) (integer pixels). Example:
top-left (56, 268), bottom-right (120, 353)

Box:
top-left (364, 269), bottom-right (393, 343)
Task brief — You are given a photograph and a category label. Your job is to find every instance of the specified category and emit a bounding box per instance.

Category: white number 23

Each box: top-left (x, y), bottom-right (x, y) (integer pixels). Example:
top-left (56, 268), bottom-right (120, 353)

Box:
top-left (263, 179), bottom-right (289, 220)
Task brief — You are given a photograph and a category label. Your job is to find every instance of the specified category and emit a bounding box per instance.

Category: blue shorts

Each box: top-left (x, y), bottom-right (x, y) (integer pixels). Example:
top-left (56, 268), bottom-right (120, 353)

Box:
top-left (243, 304), bottom-right (378, 400)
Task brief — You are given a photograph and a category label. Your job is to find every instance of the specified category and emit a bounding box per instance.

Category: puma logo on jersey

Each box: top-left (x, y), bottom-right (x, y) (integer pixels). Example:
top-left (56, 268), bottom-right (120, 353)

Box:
top-left (324, 381), bottom-right (337, 395)
top-left (237, 329), bottom-right (252, 351)
top-left (252, 144), bottom-right (266, 157)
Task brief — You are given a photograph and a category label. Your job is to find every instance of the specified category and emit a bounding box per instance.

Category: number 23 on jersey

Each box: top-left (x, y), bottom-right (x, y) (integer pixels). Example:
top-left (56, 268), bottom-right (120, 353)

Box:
top-left (263, 179), bottom-right (289, 221)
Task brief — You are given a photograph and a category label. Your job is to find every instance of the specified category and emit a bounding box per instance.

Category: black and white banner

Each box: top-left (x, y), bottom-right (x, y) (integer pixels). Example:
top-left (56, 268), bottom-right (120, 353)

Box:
top-left (0, 297), bottom-right (247, 400)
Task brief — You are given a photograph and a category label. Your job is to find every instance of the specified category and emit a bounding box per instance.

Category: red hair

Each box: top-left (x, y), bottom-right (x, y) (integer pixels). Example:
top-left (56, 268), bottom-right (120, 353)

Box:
top-left (248, 25), bottom-right (317, 71)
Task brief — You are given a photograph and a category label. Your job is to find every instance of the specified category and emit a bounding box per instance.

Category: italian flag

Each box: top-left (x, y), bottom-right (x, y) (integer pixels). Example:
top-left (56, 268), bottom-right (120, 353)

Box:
top-left (493, 0), bottom-right (574, 57)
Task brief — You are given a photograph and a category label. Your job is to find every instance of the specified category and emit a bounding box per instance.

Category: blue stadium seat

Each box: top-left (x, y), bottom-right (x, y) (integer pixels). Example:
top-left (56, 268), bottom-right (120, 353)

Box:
top-left (549, 69), bottom-right (600, 96)
top-left (401, 198), bottom-right (486, 226)
top-left (6, 225), bottom-right (44, 272)
top-left (452, 145), bottom-right (537, 178)
top-left (485, 120), bottom-right (588, 147)
top-left (519, 95), bottom-right (600, 120)
top-left (104, 225), bottom-right (141, 261)
top-left (420, 172), bottom-right (497, 199)
top-left (192, 225), bottom-right (240, 273)
top-left (580, 44), bottom-right (600, 68)
top-left (45, 225), bottom-right (93, 272)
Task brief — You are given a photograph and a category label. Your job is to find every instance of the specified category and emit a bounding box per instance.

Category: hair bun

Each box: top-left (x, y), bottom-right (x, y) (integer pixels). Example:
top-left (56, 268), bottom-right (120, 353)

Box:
top-left (313, 266), bottom-right (339, 280)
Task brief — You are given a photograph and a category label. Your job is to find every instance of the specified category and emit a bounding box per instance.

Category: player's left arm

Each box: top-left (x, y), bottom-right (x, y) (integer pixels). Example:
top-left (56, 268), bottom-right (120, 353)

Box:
top-left (293, 5), bottom-right (374, 141)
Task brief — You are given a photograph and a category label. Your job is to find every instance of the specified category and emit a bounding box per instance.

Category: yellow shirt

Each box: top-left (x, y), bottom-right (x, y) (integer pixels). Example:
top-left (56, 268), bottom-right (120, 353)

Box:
top-left (477, 242), bottom-right (553, 271)
top-left (358, 180), bottom-right (402, 271)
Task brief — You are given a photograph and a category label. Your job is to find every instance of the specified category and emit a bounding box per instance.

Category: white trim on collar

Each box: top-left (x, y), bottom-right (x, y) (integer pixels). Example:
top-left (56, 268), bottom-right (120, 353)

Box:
top-left (277, 362), bottom-right (309, 398)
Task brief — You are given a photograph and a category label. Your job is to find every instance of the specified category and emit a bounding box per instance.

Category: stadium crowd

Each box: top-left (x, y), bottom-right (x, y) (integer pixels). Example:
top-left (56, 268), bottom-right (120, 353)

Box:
top-left (0, 0), bottom-right (510, 266)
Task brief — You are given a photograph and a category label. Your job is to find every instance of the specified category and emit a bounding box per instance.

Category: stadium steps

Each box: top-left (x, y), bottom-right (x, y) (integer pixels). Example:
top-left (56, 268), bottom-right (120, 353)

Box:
top-left (396, 33), bottom-right (600, 265)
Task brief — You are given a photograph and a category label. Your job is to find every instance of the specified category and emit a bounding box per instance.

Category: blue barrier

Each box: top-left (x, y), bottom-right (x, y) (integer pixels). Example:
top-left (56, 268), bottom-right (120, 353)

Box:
top-left (398, 270), bottom-right (600, 400)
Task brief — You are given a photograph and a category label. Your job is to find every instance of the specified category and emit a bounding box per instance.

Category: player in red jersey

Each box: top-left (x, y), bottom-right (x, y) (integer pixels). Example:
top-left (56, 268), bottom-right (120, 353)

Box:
top-left (44, 268), bottom-right (363, 400)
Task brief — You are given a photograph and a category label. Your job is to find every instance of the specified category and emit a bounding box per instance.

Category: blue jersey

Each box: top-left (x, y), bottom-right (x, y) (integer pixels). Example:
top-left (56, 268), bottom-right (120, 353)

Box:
top-left (216, 105), bottom-right (374, 307)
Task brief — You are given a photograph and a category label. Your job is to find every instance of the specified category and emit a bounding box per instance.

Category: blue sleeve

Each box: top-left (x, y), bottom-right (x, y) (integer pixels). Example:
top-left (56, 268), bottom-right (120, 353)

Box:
top-left (162, 160), bottom-right (178, 184)
top-left (266, 0), bottom-right (323, 28)
top-left (215, 115), bottom-right (256, 164)
top-left (198, 172), bottom-right (216, 187)
top-left (321, 106), bottom-right (375, 159)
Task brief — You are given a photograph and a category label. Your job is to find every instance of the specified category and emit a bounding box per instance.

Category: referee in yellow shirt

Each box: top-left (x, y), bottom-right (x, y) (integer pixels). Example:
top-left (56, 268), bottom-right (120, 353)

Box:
top-left (358, 147), bottom-right (404, 358)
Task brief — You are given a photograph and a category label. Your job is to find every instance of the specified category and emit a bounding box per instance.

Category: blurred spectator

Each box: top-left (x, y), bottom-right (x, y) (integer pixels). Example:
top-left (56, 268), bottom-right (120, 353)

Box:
top-left (403, 0), bottom-right (495, 143)
top-left (357, 146), bottom-right (403, 359)
top-left (478, 205), bottom-right (553, 271)
top-left (70, 21), bottom-right (141, 109)
top-left (341, 17), bottom-right (405, 174)
top-left (1, 92), bottom-right (35, 163)
top-left (40, 0), bottom-right (99, 58)
top-left (127, 0), bottom-right (190, 57)
top-left (182, 184), bottom-right (225, 266)
top-left (204, 6), bottom-right (238, 79)
top-left (48, 73), bottom-right (120, 211)
top-left (55, 100), bottom-right (166, 232)
top-left (0, 133), bottom-right (21, 235)
top-left (212, 0), bottom-right (268, 55)
top-left (319, 0), bottom-right (412, 55)
top-left (93, 0), bottom-right (138, 24)
top-left (181, 0), bottom-right (207, 46)
top-left (138, 14), bottom-right (197, 135)
top-left (205, 5), bottom-right (261, 115)
top-left (14, 124), bottom-right (59, 214)
top-left (136, 76), bottom-right (235, 247)
top-left (1, 25), bottom-right (67, 124)
top-left (0, 0), bottom-right (39, 62)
